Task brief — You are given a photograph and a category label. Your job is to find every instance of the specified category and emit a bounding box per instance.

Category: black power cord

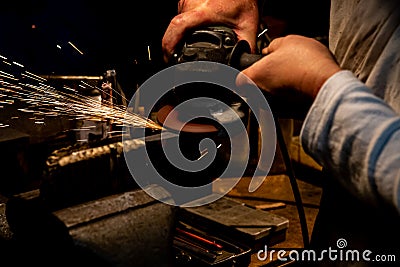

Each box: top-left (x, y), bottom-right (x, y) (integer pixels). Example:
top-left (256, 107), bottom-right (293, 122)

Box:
top-left (273, 114), bottom-right (310, 248)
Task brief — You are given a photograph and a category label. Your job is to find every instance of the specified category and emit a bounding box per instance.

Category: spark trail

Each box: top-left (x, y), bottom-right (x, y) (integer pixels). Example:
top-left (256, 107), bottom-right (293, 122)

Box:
top-left (0, 53), bottom-right (162, 132)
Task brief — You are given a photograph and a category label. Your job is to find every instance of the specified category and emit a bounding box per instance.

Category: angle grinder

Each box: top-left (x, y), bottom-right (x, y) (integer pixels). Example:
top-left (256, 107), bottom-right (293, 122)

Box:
top-left (156, 26), bottom-right (263, 134)
top-left (150, 26), bottom-right (264, 185)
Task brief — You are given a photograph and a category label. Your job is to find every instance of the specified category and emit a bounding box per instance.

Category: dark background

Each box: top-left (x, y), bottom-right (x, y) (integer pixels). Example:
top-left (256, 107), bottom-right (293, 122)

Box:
top-left (0, 0), bottom-right (178, 97)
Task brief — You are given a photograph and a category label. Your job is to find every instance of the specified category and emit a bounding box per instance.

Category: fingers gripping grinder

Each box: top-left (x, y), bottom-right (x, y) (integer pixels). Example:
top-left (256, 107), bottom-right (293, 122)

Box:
top-left (174, 26), bottom-right (262, 69)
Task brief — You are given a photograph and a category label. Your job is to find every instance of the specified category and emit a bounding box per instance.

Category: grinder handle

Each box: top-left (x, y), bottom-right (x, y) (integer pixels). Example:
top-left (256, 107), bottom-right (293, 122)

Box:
top-left (237, 53), bottom-right (263, 70)
top-left (229, 39), bottom-right (264, 70)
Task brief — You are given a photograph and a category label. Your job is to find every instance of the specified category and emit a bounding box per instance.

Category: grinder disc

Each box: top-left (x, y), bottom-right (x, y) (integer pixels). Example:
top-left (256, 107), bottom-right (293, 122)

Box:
top-left (156, 104), bottom-right (218, 133)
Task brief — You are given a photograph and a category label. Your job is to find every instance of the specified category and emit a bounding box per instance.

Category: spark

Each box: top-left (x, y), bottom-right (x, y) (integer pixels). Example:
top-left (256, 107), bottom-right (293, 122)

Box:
top-left (12, 61), bottom-right (24, 68)
top-left (68, 41), bottom-right (84, 55)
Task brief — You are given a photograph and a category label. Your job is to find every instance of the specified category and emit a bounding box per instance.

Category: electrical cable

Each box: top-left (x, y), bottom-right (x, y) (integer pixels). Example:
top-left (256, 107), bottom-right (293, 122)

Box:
top-left (273, 114), bottom-right (310, 248)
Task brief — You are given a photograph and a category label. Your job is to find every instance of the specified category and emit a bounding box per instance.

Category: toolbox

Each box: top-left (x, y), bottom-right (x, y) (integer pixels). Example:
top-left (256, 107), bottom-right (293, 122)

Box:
top-left (173, 195), bottom-right (289, 266)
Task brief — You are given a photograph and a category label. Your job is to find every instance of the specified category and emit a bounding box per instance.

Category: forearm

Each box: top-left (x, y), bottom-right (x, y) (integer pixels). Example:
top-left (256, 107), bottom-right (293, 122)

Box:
top-left (300, 70), bottom-right (400, 213)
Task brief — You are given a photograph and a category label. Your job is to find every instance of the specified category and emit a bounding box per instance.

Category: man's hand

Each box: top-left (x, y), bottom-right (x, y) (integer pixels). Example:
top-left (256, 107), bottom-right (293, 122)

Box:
top-left (162, 0), bottom-right (259, 63)
top-left (237, 35), bottom-right (342, 101)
